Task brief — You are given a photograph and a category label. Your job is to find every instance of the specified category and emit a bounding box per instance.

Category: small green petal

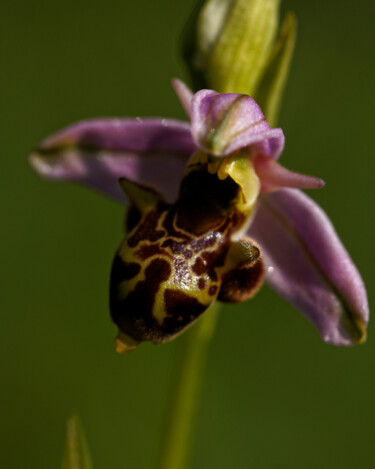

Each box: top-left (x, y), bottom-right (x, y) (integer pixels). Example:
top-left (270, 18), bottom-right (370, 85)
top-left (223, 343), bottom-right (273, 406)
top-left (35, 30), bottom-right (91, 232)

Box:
top-left (61, 414), bottom-right (93, 469)
top-left (119, 177), bottom-right (165, 213)
top-left (255, 11), bottom-right (297, 126)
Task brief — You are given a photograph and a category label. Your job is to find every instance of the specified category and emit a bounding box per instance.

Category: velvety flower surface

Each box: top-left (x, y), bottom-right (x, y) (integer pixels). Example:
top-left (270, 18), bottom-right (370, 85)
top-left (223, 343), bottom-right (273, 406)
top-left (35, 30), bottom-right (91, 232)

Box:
top-left (30, 81), bottom-right (368, 348)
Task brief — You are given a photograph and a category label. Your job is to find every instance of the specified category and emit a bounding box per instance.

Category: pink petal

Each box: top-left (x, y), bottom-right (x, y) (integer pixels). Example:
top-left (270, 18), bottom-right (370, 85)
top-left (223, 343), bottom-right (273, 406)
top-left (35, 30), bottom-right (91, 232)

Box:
top-left (253, 154), bottom-right (325, 192)
top-left (249, 189), bottom-right (368, 346)
top-left (172, 78), bottom-right (193, 117)
top-left (30, 118), bottom-right (197, 203)
top-left (190, 90), bottom-right (284, 158)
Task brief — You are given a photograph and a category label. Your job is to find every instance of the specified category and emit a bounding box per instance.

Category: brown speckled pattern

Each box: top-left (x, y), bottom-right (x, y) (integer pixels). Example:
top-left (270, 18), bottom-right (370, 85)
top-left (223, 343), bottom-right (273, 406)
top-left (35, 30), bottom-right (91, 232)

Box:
top-left (110, 157), bottom-right (264, 345)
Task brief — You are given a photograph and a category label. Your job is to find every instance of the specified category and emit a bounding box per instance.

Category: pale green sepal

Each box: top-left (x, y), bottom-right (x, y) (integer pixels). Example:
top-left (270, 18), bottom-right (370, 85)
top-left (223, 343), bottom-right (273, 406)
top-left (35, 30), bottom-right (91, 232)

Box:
top-left (254, 11), bottom-right (297, 127)
top-left (206, 0), bottom-right (280, 95)
top-left (61, 414), bottom-right (93, 469)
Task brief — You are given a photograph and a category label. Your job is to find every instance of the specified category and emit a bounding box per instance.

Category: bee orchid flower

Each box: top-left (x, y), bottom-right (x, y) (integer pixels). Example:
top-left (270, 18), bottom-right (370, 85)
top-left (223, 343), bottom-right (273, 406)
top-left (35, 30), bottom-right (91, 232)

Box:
top-left (30, 80), bottom-right (368, 351)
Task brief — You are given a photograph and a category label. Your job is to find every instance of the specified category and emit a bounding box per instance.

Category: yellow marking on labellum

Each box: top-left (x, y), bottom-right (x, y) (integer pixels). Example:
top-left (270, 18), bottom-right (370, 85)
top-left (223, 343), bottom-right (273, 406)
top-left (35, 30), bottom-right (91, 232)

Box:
top-left (195, 150), bottom-right (260, 225)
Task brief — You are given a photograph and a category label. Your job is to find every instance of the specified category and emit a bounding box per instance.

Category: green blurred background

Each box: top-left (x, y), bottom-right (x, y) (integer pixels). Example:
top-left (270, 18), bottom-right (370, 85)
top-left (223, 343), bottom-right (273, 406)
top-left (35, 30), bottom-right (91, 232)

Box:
top-left (1, 0), bottom-right (374, 467)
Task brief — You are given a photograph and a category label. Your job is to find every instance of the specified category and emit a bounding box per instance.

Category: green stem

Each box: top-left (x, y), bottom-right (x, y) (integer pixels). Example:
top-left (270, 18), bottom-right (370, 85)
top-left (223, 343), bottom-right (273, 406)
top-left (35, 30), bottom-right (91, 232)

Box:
top-left (156, 304), bottom-right (219, 469)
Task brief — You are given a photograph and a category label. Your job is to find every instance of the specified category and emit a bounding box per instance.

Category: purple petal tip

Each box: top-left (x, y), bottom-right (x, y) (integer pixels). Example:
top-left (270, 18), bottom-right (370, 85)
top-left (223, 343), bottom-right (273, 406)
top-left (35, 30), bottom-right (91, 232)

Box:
top-left (250, 189), bottom-right (368, 346)
top-left (172, 78), bottom-right (193, 118)
top-left (254, 154), bottom-right (325, 192)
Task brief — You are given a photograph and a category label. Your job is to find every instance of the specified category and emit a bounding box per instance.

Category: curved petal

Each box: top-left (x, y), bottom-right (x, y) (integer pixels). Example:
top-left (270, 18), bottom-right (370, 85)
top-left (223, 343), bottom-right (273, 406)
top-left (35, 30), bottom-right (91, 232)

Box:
top-left (30, 118), bottom-right (197, 203)
top-left (249, 189), bottom-right (369, 346)
top-left (253, 153), bottom-right (325, 192)
top-left (190, 89), bottom-right (284, 158)
top-left (172, 78), bottom-right (193, 117)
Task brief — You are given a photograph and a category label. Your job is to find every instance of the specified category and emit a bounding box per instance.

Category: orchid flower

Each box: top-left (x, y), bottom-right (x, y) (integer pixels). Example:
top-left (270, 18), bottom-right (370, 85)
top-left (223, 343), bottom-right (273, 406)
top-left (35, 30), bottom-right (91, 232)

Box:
top-left (30, 80), bottom-right (368, 351)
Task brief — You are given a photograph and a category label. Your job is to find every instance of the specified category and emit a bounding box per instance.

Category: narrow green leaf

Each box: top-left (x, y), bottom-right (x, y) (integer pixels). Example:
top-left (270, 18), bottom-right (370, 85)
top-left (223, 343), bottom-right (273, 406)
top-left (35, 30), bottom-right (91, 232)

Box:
top-left (61, 414), bottom-right (93, 469)
top-left (255, 11), bottom-right (297, 127)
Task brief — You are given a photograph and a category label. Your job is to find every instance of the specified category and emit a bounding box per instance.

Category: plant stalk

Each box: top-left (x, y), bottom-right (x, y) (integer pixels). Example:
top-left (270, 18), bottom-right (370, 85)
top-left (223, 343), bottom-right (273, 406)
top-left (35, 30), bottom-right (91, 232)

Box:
top-left (156, 305), bottom-right (219, 469)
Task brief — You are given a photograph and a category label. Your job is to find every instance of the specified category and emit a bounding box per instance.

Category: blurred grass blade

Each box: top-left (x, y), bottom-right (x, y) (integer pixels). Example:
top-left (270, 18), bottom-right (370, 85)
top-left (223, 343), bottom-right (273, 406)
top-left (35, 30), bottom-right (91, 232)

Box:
top-left (61, 414), bottom-right (93, 469)
top-left (255, 11), bottom-right (297, 126)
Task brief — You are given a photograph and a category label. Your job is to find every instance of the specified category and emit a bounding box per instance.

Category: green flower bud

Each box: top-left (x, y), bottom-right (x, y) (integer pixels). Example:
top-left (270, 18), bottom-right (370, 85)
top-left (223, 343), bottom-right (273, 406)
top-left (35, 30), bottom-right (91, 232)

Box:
top-left (183, 0), bottom-right (281, 95)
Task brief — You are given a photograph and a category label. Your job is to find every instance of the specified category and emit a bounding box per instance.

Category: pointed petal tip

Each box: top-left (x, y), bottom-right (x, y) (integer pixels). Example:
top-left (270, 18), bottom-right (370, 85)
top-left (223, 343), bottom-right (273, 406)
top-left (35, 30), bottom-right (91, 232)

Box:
top-left (318, 280), bottom-right (369, 347)
top-left (172, 78), bottom-right (193, 117)
top-left (118, 176), bottom-right (166, 212)
top-left (322, 319), bottom-right (368, 347)
top-left (321, 292), bottom-right (368, 346)
top-left (315, 178), bottom-right (326, 188)
top-left (254, 154), bottom-right (325, 192)
top-left (115, 331), bottom-right (139, 354)
top-left (29, 150), bottom-right (66, 179)
top-left (29, 151), bottom-right (46, 174)
top-left (250, 189), bottom-right (369, 347)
